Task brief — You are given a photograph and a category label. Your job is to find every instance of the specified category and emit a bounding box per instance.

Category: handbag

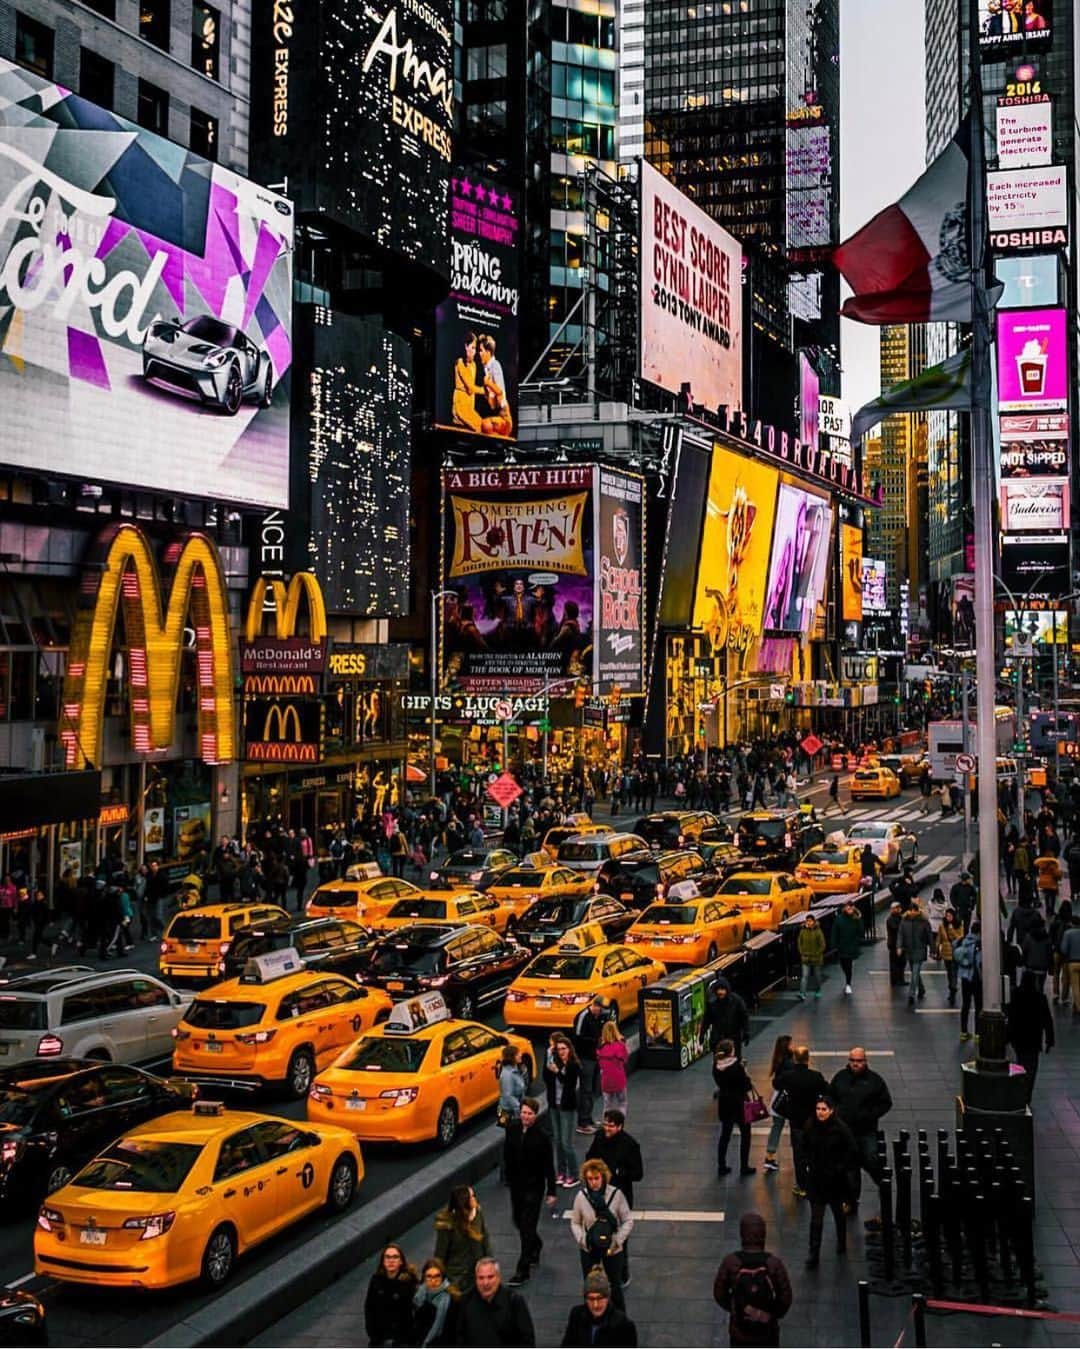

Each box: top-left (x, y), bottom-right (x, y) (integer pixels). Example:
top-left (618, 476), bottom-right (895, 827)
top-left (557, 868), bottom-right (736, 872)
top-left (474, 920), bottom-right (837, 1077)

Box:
top-left (770, 1088), bottom-right (792, 1120)
top-left (742, 1089), bottom-right (769, 1126)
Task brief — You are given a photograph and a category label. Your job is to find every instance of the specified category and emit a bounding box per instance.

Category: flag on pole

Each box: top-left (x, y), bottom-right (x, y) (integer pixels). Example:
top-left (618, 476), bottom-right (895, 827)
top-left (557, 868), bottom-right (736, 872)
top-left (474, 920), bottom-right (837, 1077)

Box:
top-left (850, 349), bottom-right (971, 445)
top-left (833, 122), bottom-right (971, 324)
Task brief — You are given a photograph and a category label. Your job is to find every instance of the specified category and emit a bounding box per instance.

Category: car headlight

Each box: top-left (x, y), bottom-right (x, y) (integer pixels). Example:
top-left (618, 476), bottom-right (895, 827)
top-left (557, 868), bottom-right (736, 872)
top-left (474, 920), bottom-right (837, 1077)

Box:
top-left (204, 350), bottom-right (230, 368)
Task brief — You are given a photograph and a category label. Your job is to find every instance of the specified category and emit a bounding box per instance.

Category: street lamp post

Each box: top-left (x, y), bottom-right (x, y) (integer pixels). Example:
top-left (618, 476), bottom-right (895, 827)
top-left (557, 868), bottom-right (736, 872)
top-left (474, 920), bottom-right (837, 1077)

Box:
top-left (541, 674), bottom-right (583, 783)
top-left (429, 590), bottom-right (457, 801)
top-left (995, 571), bottom-right (1048, 833)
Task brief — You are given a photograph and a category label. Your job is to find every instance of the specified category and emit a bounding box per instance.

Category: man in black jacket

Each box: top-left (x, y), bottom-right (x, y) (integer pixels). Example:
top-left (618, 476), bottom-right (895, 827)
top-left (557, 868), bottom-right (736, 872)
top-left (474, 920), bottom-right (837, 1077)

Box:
top-left (776, 1045), bottom-right (828, 1198)
top-left (704, 975), bottom-right (750, 1051)
top-left (503, 1098), bottom-right (557, 1285)
top-left (885, 901), bottom-right (905, 986)
top-left (829, 1047), bottom-right (893, 1204)
top-left (559, 1268), bottom-right (637, 1348)
top-left (586, 1109), bottom-right (644, 1285)
top-left (457, 1258), bottom-right (535, 1347)
top-left (572, 996), bottom-right (615, 1132)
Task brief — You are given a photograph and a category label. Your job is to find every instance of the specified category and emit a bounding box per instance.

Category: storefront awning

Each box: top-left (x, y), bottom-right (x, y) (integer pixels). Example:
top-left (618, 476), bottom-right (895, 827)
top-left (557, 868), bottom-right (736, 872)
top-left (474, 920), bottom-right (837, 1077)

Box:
top-left (0, 770), bottom-right (101, 832)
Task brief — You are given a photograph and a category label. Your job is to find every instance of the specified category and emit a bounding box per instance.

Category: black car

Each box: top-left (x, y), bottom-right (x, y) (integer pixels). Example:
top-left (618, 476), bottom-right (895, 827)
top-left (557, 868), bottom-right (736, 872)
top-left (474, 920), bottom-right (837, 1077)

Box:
top-left (357, 923), bottom-right (531, 1019)
top-left (632, 812), bottom-right (732, 851)
top-left (0, 1060), bottom-right (194, 1210)
top-left (222, 915), bottom-right (376, 981)
top-left (429, 848), bottom-right (518, 889)
top-left (735, 811), bottom-right (824, 870)
top-left (607, 849), bottom-right (722, 909)
top-left (0, 1291), bottom-right (46, 1347)
top-left (514, 895), bottom-right (636, 953)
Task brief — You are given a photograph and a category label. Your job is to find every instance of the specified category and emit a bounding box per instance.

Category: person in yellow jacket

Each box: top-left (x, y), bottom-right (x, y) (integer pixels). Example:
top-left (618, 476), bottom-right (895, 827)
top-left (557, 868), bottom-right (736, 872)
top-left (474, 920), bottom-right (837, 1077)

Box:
top-left (937, 908), bottom-right (965, 1006)
top-left (1036, 847), bottom-right (1063, 918)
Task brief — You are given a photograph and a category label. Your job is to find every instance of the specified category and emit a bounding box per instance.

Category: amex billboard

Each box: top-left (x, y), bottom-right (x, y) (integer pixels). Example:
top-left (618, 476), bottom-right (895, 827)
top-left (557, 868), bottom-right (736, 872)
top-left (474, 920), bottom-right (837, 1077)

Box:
top-left (0, 59), bottom-right (293, 507)
top-left (639, 161), bottom-right (742, 413)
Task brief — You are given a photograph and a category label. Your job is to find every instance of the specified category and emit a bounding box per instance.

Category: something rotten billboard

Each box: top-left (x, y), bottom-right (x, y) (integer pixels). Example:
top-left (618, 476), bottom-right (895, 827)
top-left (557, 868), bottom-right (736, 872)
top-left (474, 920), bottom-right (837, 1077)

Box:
top-left (0, 59), bottom-right (293, 507)
top-left (639, 160), bottom-right (742, 413)
top-left (434, 171), bottom-right (520, 441)
top-left (595, 468), bottom-right (645, 695)
top-left (441, 465), bottom-right (597, 694)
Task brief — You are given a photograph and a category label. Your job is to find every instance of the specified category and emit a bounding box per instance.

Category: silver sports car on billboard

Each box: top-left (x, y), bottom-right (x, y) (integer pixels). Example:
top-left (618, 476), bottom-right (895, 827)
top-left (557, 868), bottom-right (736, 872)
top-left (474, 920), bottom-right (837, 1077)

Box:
top-left (142, 315), bottom-right (274, 414)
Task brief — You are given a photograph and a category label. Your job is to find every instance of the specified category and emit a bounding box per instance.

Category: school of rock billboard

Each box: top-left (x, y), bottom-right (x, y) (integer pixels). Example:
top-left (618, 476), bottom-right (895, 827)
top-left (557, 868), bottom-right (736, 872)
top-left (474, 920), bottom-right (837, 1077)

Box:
top-left (434, 171), bottom-right (520, 441)
top-left (0, 59), bottom-right (293, 507)
top-left (440, 464), bottom-right (645, 696)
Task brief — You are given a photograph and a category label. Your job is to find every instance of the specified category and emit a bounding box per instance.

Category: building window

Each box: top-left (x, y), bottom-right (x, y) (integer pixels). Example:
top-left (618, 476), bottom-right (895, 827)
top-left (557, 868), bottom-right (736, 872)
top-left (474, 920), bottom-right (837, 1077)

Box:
top-left (15, 14), bottom-right (53, 78)
top-left (80, 49), bottom-right (114, 110)
top-left (139, 0), bottom-right (170, 52)
top-left (191, 1), bottom-right (220, 80)
top-left (189, 107), bottom-right (217, 160)
top-left (137, 79), bottom-right (169, 135)
top-left (81, 0), bottom-right (116, 17)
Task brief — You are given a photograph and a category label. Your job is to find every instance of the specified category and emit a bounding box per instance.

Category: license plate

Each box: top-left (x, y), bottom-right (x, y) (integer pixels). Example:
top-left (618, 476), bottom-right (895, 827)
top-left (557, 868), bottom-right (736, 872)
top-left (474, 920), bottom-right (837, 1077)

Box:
top-left (535, 998), bottom-right (552, 1009)
top-left (346, 1097), bottom-right (367, 1111)
top-left (202, 1041), bottom-right (223, 1053)
top-left (80, 1228), bottom-right (106, 1246)
top-left (185, 943), bottom-right (201, 953)
top-left (386, 980), bottom-right (405, 992)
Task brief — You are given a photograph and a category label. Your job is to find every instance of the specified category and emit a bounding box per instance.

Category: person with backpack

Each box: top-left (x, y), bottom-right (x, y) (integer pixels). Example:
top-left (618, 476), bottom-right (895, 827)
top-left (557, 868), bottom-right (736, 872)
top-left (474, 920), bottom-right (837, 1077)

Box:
top-left (714, 1211), bottom-right (793, 1347)
top-left (1050, 901), bottom-right (1073, 1005)
top-left (569, 1159), bottom-right (633, 1311)
top-left (954, 921), bottom-right (984, 1041)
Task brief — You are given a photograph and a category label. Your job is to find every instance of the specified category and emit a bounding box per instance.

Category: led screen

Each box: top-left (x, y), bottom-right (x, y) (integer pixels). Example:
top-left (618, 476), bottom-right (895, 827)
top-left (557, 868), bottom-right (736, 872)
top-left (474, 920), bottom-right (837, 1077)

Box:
top-left (979, 0), bottom-right (1051, 55)
top-left (658, 437), bottom-right (711, 629)
top-left (841, 523), bottom-right (863, 623)
top-left (999, 412), bottom-right (1069, 477)
top-left (1007, 610), bottom-right (1067, 645)
top-left (595, 468), bottom-right (645, 695)
top-left (996, 308), bottom-right (1067, 411)
top-left (763, 484), bottom-right (833, 635)
top-left (0, 59), bottom-right (293, 507)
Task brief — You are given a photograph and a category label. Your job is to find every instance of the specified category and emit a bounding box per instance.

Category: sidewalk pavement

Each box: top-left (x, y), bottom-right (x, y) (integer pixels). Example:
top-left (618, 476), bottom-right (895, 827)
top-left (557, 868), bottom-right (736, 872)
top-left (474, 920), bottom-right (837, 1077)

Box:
top-left (255, 911), bottom-right (1080, 1349)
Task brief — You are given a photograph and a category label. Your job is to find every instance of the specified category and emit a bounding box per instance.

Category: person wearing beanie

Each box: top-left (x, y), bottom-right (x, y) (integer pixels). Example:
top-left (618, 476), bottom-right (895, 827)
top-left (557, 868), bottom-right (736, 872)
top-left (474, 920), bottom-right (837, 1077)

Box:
top-left (714, 1212), bottom-right (793, 1346)
top-left (559, 1268), bottom-right (638, 1347)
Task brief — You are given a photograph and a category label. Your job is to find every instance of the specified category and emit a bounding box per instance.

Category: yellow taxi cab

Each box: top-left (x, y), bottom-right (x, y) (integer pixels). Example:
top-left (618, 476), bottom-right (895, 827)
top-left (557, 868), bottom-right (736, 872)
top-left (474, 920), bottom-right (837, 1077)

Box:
top-left (34, 1100), bottom-right (362, 1291)
top-left (171, 950), bottom-right (393, 1098)
top-left (713, 871), bottom-right (813, 932)
top-left (484, 864), bottom-right (595, 923)
top-left (624, 894), bottom-right (748, 967)
top-left (306, 876), bottom-right (422, 924)
top-left (367, 890), bottom-right (514, 935)
top-left (159, 903), bottom-right (289, 985)
top-left (540, 821), bottom-right (610, 861)
top-left (504, 924), bottom-right (665, 1030)
top-left (307, 992), bottom-right (533, 1148)
top-left (849, 766), bottom-right (902, 801)
top-left (794, 844), bottom-right (870, 895)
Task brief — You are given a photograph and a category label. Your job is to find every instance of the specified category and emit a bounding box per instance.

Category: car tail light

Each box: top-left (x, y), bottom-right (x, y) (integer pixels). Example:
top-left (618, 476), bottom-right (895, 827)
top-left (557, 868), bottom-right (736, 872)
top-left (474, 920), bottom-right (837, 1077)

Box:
top-left (236, 1029), bottom-right (277, 1045)
top-left (37, 1207), bottom-right (64, 1232)
top-left (309, 1084), bottom-right (332, 1101)
top-left (505, 990), bottom-right (526, 1003)
top-left (1, 1139), bottom-right (21, 1163)
top-left (124, 1212), bottom-right (176, 1239)
top-left (36, 1035), bottom-right (63, 1057)
top-left (563, 992), bottom-right (592, 1005)
top-left (219, 942), bottom-right (232, 955)
top-left (753, 902), bottom-right (772, 913)
top-left (172, 1028), bottom-right (191, 1041)
top-left (623, 934), bottom-right (639, 944)
top-left (160, 941), bottom-right (170, 954)
top-left (421, 975), bottom-right (450, 987)
top-left (379, 1087), bottom-right (419, 1107)
top-left (667, 934), bottom-right (697, 945)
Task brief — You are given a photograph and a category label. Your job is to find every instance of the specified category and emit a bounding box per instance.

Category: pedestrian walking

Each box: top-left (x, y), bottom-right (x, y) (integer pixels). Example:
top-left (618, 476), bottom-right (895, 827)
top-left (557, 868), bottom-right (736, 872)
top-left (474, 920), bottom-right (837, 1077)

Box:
top-left (434, 1185), bottom-right (491, 1297)
top-left (705, 976), bottom-right (750, 1051)
top-left (560, 1268), bottom-right (637, 1348)
top-left (796, 914), bottom-right (825, 999)
top-left (1006, 972), bottom-right (1055, 1103)
top-left (457, 1258), bottom-right (535, 1348)
top-left (899, 899), bottom-right (931, 1005)
top-left (1021, 914), bottom-right (1052, 989)
top-left (1059, 914), bottom-right (1080, 1012)
top-left (803, 1097), bottom-right (859, 1270)
top-left (954, 921), bottom-right (984, 1039)
top-left (774, 1045), bottom-right (827, 1199)
top-left (497, 1044), bottom-right (529, 1126)
top-left (714, 1212), bottom-right (793, 1348)
top-left (365, 1243), bottom-right (418, 1347)
top-left (572, 996), bottom-right (614, 1134)
top-left (762, 1035), bottom-right (794, 1174)
top-left (885, 901), bottom-right (906, 986)
top-left (949, 871), bottom-right (977, 930)
top-left (597, 1022), bottom-right (629, 1116)
top-left (832, 901), bottom-right (862, 995)
top-left (544, 1034), bottom-right (582, 1187)
top-left (1050, 901), bottom-right (1073, 1004)
top-left (926, 887), bottom-right (947, 958)
top-left (1036, 844), bottom-right (1062, 918)
top-left (827, 774), bottom-right (843, 815)
top-left (938, 909), bottom-right (964, 1005)
top-left (586, 1109), bottom-right (642, 1286)
top-left (829, 1047), bottom-right (892, 1208)
top-left (918, 767), bottom-right (933, 815)
top-left (713, 1039), bottom-right (756, 1177)
top-left (569, 1159), bottom-right (633, 1310)
top-left (413, 1259), bottom-right (457, 1348)
top-left (503, 1098), bottom-right (557, 1286)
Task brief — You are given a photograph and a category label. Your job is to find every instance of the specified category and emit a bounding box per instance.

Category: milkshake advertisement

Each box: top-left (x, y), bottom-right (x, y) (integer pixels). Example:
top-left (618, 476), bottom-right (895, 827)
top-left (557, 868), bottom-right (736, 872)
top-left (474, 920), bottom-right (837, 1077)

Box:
top-left (996, 308), bottom-right (1067, 412)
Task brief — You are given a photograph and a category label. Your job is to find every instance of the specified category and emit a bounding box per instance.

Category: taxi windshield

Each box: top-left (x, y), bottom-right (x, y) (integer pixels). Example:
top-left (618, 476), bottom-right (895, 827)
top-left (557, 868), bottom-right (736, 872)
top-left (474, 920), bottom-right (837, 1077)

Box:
top-left (500, 870), bottom-right (548, 887)
top-left (184, 999), bottom-right (265, 1029)
top-left (719, 878), bottom-right (772, 896)
top-left (802, 850), bottom-right (850, 866)
top-left (743, 819), bottom-right (785, 840)
top-left (75, 1139), bottom-right (202, 1193)
top-left (525, 954), bottom-right (596, 980)
top-left (338, 1036), bottom-right (428, 1073)
top-left (387, 900), bottom-right (447, 920)
top-left (369, 944), bottom-right (443, 975)
top-left (169, 915), bottom-right (220, 941)
top-left (558, 841), bottom-right (604, 861)
top-left (847, 824), bottom-right (886, 839)
top-left (639, 905), bottom-right (697, 925)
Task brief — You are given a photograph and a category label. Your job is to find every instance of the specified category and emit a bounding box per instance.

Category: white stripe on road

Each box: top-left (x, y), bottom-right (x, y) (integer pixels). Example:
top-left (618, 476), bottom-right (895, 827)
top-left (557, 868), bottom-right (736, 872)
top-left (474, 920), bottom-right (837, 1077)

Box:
top-left (6, 1273), bottom-right (35, 1289)
top-left (871, 969), bottom-right (946, 975)
top-left (914, 1008), bottom-right (959, 1014)
top-left (913, 855), bottom-right (957, 882)
top-left (810, 1050), bottom-right (896, 1057)
top-left (561, 1210), bottom-right (726, 1222)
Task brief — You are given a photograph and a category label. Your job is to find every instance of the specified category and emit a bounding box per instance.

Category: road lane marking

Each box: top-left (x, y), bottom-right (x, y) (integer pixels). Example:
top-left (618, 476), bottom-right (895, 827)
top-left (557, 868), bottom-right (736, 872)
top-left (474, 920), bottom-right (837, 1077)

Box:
top-left (6, 1273), bottom-right (36, 1289)
top-left (810, 1050), bottom-right (896, 1056)
top-left (561, 1210), bottom-right (726, 1222)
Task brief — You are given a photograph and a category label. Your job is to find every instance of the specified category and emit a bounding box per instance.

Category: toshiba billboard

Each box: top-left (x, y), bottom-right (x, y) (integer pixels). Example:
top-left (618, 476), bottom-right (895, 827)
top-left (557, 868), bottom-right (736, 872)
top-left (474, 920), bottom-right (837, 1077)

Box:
top-left (639, 161), bottom-right (743, 413)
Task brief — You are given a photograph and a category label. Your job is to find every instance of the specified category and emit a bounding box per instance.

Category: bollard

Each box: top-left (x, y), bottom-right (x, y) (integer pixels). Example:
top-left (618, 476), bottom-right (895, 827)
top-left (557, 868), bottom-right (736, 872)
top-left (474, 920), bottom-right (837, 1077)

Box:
top-left (912, 1292), bottom-right (928, 1348)
top-left (925, 1190), bottom-right (945, 1299)
top-left (857, 1279), bottom-right (872, 1348)
top-left (880, 1169), bottom-right (896, 1283)
top-left (1018, 1194), bottom-right (1037, 1304)
top-left (937, 1129), bottom-right (950, 1186)
top-left (970, 1190), bottom-right (989, 1298)
top-left (900, 1163), bottom-right (914, 1270)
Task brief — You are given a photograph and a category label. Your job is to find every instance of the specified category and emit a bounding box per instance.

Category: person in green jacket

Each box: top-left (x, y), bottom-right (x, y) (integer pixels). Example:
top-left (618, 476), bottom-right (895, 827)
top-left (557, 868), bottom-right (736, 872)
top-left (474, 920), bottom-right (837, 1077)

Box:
top-left (832, 900), bottom-right (863, 997)
top-left (797, 914), bottom-right (826, 999)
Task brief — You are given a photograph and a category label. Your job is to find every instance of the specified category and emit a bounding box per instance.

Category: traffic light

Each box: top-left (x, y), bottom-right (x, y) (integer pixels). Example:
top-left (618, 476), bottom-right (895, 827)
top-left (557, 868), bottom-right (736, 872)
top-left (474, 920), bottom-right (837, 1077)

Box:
top-left (784, 689), bottom-right (796, 706)
top-left (574, 684), bottom-right (587, 708)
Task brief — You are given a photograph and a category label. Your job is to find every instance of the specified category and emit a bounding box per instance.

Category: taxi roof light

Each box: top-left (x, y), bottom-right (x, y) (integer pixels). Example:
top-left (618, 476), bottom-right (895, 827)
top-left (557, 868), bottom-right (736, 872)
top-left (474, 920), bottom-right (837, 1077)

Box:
top-left (556, 920), bottom-right (605, 952)
top-left (383, 990), bottom-right (452, 1035)
top-left (193, 1100), bottom-right (226, 1117)
top-left (241, 947), bottom-right (303, 984)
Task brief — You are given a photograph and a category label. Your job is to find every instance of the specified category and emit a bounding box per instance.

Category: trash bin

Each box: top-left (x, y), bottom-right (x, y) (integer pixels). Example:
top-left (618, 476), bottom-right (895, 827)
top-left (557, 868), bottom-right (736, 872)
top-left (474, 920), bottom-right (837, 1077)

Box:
top-left (638, 951), bottom-right (746, 1070)
top-left (742, 930), bottom-right (786, 1002)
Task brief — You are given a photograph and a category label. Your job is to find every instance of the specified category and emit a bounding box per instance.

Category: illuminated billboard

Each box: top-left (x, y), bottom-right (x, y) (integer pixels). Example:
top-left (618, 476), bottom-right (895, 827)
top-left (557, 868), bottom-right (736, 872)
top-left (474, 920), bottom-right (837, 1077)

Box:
top-left (252, 0), bottom-right (452, 277)
top-left (979, 0), bottom-right (1051, 56)
top-left (596, 469), bottom-right (645, 695)
top-left (763, 484), bottom-right (833, 635)
top-left (0, 59), bottom-right (293, 507)
top-left (434, 172), bottom-right (520, 441)
top-left (861, 559), bottom-right (887, 612)
top-left (799, 353), bottom-right (820, 448)
top-left (996, 98), bottom-right (1052, 169)
top-left (996, 308), bottom-right (1067, 411)
top-left (1000, 478), bottom-right (1069, 533)
top-left (987, 166), bottom-right (1067, 234)
top-left (786, 124), bottom-right (833, 256)
top-left (441, 465), bottom-right (595, 693)
top-left (639, 161), bottom-right (743, 412)
top-left (999, 412), bottom-right (1069, 477)
top-left (999, 537), bottom-right (1068, 594)
top-left (841, 524), bottom-right (863, 623)
top-left (292, 308), bottom-right (412, 615)
top-left (692, 449), bottom-right (780, 655)
top-left (1006, 610), bottom-right (1068, 645)
top-left (995, 253), bottom-right (1061, 309)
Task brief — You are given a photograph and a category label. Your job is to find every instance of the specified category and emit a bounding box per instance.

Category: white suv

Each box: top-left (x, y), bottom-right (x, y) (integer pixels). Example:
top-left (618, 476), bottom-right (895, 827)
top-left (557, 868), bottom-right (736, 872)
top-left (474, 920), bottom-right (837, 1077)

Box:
top-left (0, 966), bottom-right (192, 1065)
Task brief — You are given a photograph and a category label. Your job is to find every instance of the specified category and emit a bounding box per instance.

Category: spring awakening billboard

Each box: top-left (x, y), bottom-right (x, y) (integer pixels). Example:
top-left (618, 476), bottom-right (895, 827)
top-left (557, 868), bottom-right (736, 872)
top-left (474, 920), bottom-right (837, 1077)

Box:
top-left (441, 465), bottom-right (594, 693)
top-left (434, 171), bottom-right (520, 441)
top-left (639, 161), bottom-right (743, 413)
top-left (0, 59), bottom-right (293, 507)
